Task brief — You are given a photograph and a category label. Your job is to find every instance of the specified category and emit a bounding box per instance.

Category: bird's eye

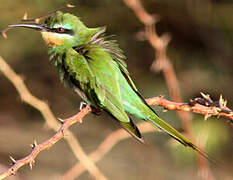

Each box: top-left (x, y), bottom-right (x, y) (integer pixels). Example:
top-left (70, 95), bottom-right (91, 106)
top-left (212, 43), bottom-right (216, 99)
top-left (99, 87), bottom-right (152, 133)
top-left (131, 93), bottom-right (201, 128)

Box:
top-left (56, 27), bottom-right (65, 33)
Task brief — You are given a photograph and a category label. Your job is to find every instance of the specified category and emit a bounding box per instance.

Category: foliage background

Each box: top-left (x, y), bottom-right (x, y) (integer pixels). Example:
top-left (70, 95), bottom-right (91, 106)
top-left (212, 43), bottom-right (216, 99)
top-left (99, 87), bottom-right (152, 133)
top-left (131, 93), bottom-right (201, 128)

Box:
top-left (0, 0), bottom-right (232, 179)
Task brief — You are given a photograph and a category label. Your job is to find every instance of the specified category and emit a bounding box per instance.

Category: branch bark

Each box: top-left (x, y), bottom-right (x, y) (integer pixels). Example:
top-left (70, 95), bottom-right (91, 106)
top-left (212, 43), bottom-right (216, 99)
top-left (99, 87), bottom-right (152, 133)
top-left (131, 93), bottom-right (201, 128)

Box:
top-left (122, 0), bottom-right (229, 179)
top-left (0, 106), bottom-right (90, 180)
top-left (0, 55), bottom-right (232, 179)
top-left (62, 94), bottom-right (232, 179)
top-left (0, 56), bottom-right (107, 180)
top-left (146, 95), bottom-right (233, 122)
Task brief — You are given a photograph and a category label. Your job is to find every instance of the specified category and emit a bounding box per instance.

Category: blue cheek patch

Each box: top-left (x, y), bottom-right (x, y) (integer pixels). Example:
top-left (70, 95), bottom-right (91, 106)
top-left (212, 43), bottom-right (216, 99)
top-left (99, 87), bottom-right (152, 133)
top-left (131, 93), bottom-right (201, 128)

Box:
top-left (53, 23), bottom-right (72, 30)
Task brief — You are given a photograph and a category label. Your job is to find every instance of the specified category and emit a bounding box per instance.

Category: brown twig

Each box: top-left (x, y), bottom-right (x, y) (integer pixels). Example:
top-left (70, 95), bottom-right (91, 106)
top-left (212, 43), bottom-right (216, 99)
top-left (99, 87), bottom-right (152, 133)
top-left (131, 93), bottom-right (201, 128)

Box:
top-left (0, 3), bottom-right (230, 179)
top-left (0, 106), bottom-right (90, 180)
top-left (0, 56), bottom-right (107, 180)
top-left (146, 95), bottom-right (233, 122)
top-left (1, 52), bottom-right (231, 179)
top-left (62, 94), bottom-right (232, 179)
top-left (1, 55), bottom-right (231, 180)
top-left (0, 3), bottom-right (231, 178)
top-left (0, 57), bottom-right (231, 180)
top-left (122, 0), bottom-right (215, 179)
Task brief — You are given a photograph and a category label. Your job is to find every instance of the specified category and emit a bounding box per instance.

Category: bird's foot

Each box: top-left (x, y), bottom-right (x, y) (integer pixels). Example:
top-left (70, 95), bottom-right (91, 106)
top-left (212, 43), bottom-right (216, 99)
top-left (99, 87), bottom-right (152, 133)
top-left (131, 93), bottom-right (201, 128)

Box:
top-left (91, 106), bottom-right (103, 116)
top-left (79, 102), bottom-right (87, 110)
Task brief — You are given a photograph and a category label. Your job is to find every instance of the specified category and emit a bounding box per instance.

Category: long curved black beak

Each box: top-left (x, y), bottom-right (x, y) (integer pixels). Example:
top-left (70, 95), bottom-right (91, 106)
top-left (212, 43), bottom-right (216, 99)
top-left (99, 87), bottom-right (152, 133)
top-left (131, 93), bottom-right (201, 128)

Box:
top-left (8, 23), bottom-right (48, 32)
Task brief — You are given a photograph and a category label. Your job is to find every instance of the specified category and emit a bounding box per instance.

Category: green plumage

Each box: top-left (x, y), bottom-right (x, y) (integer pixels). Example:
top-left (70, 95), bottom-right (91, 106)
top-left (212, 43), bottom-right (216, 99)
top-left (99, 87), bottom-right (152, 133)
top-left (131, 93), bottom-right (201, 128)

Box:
top-left (45, 12), bottom-right (195, 146)
top-left (7, 11), bottom-right (213, 159)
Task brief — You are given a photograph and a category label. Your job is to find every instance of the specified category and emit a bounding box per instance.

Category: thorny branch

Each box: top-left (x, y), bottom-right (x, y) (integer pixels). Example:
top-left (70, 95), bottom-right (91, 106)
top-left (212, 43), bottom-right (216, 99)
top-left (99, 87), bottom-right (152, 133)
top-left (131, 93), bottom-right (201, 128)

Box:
top-left (0, 3), bottom-right (232, 179)
top-left (62, 94), bottom-right (233, 179)
top-left (0, 56), bottom-right (107, 180)
top-left (0, 55), bottom-right (232, 179)
top-left (0, 106), bottom-right (90, 180)
top-left (146, 94), bottom-right (233, 122)
top-left (123, 0), bottom-right (217, 179)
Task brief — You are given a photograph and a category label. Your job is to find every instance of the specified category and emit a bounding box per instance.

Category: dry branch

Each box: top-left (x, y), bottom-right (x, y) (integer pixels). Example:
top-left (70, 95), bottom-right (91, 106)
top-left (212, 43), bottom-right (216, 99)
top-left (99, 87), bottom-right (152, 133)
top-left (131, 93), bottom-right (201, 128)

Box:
top-left (0, 2), bottom-right (231, 179)
top-left (62, 94), bottom-right (232, 179)
top-left (146, 95), bottom-right (233, 122)
top-left (0, 56), bottom-right (107, 180)
top-left (122, 0), bottom-right (217, 179)
top-left (0, 54), bottom-right (232, 179)
top-left (0, 106), bottom-right (90, 180)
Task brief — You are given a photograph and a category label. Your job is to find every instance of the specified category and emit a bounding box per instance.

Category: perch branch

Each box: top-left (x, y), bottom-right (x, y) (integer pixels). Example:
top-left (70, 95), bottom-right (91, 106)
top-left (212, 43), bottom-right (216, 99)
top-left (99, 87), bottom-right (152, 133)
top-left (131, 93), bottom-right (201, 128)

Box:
top-left (1, 56), bottom-right (231, 180)
top-left (0, 57), bottom-right (231, 180)
top-left (0, 106), bottom-right (90, 180)
top-left (146, 94), bottom-right (233, 122)
top-left (123, 0), bottom-right (216, 179)
top-left (0, 3), bottom-right (231, 179)
top-left (62, 94), bottom-right (232, 179)
top-left (0, 56), bottom-right (107, 180)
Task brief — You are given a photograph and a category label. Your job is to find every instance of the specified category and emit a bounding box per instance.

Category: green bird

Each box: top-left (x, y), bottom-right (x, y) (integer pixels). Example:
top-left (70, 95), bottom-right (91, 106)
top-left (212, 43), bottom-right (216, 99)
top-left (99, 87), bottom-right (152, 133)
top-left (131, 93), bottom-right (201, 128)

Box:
top-left (6, 10), bottom-right (210, 158)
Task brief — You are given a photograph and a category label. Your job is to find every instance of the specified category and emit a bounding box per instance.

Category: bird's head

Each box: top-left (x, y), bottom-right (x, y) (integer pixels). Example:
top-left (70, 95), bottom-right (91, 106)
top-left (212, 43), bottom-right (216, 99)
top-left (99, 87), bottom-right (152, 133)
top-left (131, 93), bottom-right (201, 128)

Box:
top-left (6, 11), bottom-right (100, 48)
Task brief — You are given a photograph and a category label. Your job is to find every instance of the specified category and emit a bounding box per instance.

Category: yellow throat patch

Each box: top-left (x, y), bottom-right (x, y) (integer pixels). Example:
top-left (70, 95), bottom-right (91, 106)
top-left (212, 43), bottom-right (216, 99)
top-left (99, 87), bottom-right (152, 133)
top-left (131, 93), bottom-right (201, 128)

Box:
top-left (41, 32), bottom-right (64, 46)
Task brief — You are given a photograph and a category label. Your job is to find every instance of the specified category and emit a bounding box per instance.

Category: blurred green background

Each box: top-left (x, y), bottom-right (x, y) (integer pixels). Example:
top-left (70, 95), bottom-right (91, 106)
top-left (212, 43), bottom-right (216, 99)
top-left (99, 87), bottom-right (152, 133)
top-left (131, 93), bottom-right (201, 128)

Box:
top-left (0, 0), bottom-right (232, 179)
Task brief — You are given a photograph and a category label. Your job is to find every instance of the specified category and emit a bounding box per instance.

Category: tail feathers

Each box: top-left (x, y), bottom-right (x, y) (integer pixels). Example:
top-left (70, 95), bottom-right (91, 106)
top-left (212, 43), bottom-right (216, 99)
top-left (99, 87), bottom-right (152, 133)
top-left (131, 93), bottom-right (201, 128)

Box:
top-left (186, 140), bottom-right (220, 166)
top-left (119, 118), bottom-right (145, 144)
top-left (146, 117), bottom-right (219, 165)
top-left (145, 117), bottom-right (192, 147)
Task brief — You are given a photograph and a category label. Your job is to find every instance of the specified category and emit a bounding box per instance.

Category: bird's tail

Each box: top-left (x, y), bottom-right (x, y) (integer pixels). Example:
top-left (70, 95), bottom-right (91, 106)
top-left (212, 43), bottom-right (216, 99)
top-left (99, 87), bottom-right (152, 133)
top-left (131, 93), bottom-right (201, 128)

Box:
top-left (118, 117), bottom-right (145, 144)
top-left (144, 107), bottom-right (218, 164)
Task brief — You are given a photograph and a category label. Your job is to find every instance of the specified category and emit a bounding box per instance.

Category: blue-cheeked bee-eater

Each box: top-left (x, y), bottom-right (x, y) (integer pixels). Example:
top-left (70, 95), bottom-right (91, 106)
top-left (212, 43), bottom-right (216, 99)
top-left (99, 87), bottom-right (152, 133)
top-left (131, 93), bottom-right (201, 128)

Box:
top-left (3, 8), bottom-right (213, 160)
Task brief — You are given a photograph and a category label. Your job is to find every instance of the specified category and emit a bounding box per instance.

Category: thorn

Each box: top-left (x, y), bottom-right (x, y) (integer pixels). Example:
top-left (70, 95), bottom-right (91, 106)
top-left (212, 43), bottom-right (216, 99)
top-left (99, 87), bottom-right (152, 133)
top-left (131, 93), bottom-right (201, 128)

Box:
top-left (30, 140), bottom-right (38, 149)
top-left (204, 114), bottom-right (211, 121)
top-left (9, 155), bottom-right (16, 165)
top-left (219, 94), bottom-right (223, 101)
top-left (219, 94), bottom-right (227, 108)
top-left (1, 28), bottom-right (9, 38)
top-left (215, 106), bottom-right (221, 112)
top-left (200, 92), bottom-right (205, 98)
top-left (66, 3), bottom-right (75, 8)
top-left (158, 95), bottom-right (164, 98)
top-left (200, 92), bottom-right (210, 101)
top-left (57, 117), bottom-right (64, 124)
top-left (29, 159), bottom-right (35, 170)
top-left (223, 100), bottom-right (227, 107)
top-left (79, 102), bottom-right (87, 110)
top-left (161, 33), bottom-right (171, 47)
top-left (200, 92), bottom-right (213, 103)
top-left (22, 12), bottom-right (28, 20)
top-left (219, 94), bottom-right (223, 105)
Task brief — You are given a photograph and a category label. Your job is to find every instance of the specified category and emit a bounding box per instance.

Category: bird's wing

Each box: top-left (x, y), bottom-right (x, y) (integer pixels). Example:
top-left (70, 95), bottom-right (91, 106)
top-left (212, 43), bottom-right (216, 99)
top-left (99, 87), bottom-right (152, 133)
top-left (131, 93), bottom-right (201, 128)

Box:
top-left (70, 46), bottom-right (144, 143)
top-left (110, 49), bottom-right (217, 163)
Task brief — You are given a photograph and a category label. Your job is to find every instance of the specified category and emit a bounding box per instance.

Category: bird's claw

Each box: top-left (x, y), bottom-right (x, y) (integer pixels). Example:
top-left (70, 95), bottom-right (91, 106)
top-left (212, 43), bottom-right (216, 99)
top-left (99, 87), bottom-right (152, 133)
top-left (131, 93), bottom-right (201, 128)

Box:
top-left (79, 102), bottom-right (87, 110)
top-left (91, 106), bottom-right (103, 116)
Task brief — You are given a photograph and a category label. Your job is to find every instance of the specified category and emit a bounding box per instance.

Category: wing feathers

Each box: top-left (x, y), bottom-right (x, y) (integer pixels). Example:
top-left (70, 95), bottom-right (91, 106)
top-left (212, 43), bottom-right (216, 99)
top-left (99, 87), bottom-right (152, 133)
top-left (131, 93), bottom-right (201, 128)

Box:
top-left (118, 118), bottom-right (145, 144)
